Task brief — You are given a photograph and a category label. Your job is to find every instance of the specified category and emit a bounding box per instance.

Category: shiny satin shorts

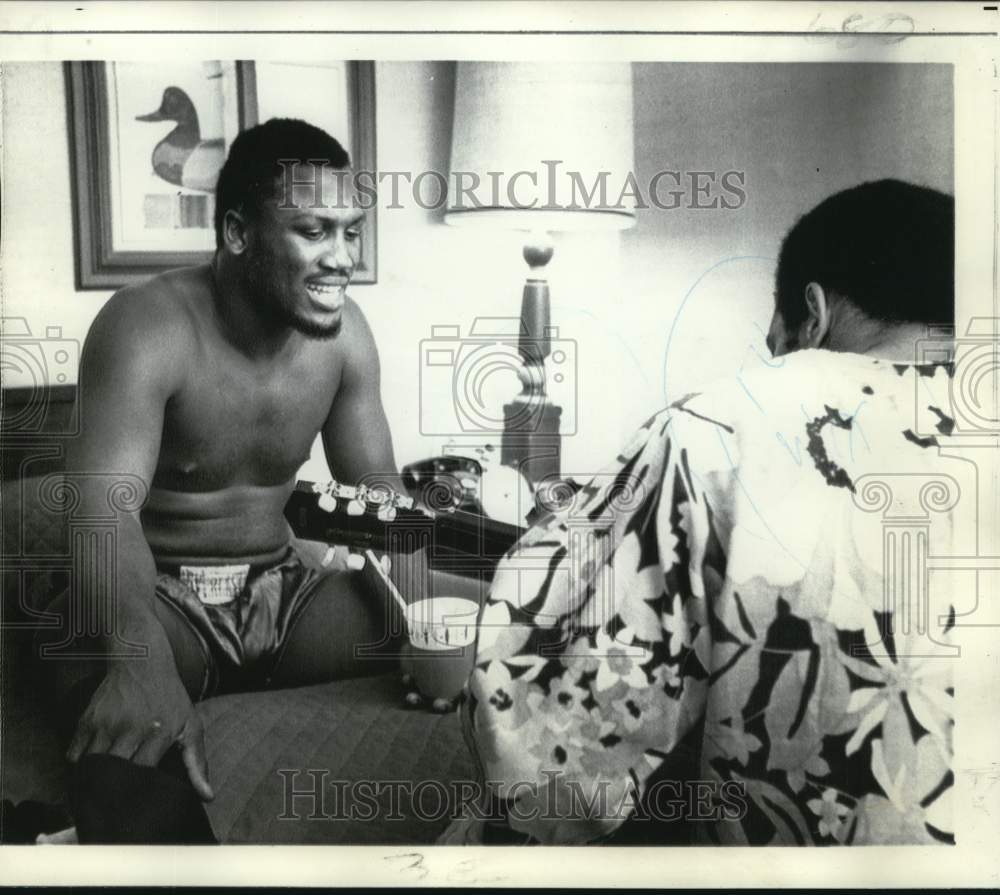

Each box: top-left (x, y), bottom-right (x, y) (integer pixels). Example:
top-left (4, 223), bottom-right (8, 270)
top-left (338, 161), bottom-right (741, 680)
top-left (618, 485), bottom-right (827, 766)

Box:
top-left (154, 543), bottom-right (349, 697)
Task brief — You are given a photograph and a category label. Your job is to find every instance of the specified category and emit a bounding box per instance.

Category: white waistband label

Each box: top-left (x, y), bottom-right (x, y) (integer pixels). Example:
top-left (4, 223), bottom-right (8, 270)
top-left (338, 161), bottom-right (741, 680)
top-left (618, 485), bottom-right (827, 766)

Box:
top-left (179, 564), bottom-right (251, 605)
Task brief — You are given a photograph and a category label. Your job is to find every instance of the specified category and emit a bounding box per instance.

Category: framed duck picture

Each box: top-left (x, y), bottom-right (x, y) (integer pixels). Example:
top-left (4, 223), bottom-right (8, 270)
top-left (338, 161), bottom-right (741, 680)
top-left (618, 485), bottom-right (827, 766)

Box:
top-left (66, 60), bottom-right (377, 289)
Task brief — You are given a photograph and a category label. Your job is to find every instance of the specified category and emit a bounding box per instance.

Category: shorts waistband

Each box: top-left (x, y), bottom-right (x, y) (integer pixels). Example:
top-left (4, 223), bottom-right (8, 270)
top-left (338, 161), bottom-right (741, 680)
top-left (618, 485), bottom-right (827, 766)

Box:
top-left (155, 546), bottom-right (294, 579)
top-left (156, 548), bottom-right (296, 605)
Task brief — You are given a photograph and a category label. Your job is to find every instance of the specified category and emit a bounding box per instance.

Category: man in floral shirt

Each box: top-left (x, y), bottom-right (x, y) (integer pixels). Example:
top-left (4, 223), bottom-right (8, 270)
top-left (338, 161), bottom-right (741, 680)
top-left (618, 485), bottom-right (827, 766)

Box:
top-left (452, 179), bottom-right (959, 845)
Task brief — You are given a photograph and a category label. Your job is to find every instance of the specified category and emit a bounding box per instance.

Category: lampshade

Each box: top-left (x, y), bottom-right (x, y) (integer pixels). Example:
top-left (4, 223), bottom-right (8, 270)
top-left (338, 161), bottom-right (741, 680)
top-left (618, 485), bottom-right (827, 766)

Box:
top-left (445, 62), bottom-right (636, 232)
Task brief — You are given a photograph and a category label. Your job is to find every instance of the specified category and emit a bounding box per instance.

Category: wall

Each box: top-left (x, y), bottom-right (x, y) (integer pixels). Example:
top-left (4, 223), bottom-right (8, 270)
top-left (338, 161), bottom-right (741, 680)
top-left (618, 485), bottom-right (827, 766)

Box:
top-left (623, 62), bottom-right (953, 422)
top-left (1, 61), bottom-right (953, 479)
top-left (1, 63), bottom-right (113, 373)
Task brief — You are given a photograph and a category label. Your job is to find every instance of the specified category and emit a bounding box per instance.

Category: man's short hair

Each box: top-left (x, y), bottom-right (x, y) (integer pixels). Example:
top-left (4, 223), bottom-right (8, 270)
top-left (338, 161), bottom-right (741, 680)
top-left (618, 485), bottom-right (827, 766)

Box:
top-left (213, 118), bottom-right (351, 249)
top-left (775, 179), bottom-right (954, 327)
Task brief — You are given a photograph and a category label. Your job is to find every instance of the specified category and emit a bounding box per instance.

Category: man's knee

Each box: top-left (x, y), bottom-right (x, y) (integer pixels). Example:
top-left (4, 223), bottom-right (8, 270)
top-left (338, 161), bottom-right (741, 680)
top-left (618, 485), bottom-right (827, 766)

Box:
top-left (70, 750), bottom-right (216, 844)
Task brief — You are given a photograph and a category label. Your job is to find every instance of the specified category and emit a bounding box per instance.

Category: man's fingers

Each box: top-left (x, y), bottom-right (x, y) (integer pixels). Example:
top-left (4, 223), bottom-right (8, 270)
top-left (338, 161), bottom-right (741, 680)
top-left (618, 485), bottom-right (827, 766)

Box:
top-left (83, 728), bottom-right (113, 756)
top-left (66, 723), bottom-right (94, 764)
top-left (179, 727), bottom-right (214, 802)
top-left (106, 731), bottom-right (146, 762)
top-left (131, 726), bottom-right (173, 767)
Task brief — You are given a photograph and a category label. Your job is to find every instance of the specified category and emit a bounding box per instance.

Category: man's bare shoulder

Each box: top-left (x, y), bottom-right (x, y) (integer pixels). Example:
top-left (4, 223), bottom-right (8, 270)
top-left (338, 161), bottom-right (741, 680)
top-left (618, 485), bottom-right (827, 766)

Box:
top-left (341, 295), bottom-right (379, 358)
top-left (87, 266), bottom-right (210, 354)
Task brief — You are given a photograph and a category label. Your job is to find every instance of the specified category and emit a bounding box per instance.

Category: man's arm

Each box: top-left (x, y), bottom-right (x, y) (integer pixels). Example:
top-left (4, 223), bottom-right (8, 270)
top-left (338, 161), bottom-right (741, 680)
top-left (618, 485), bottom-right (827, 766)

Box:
top-left (320, 299), bottom-right (431, 604)
top-left (461, 410), bottom-right (710, 843)
top-left (67, 290), bottom-right (171, 615)
top-left (321, 298), bottom-right (400, 490)
top-left (62, 289), bottom-right (212, 799)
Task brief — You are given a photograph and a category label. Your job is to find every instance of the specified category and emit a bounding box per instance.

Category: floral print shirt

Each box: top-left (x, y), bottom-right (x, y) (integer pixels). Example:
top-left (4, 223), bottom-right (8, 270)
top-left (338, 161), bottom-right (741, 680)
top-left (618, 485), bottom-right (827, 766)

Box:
top-left (463, 350), bottom-right (960, 845)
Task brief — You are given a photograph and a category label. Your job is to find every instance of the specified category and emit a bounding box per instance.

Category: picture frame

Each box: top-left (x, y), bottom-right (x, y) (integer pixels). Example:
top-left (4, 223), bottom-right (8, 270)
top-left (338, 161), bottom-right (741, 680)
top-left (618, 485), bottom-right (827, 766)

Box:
top-left (66, 60), bottom-right (377, 290)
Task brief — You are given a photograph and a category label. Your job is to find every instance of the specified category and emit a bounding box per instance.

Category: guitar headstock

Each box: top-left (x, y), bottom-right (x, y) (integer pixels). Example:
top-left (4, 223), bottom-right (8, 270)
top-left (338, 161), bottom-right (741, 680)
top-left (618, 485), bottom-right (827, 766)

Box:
top-left (287, 478), bottom-right (525, 569)
top-left (311, 478), bottom-right (415, 522)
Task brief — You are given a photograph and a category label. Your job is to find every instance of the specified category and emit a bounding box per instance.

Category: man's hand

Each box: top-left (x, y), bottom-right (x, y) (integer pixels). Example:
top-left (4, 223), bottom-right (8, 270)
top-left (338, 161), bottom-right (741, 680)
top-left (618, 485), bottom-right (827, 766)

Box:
top-left (66, 660), bottom-right (214, 802)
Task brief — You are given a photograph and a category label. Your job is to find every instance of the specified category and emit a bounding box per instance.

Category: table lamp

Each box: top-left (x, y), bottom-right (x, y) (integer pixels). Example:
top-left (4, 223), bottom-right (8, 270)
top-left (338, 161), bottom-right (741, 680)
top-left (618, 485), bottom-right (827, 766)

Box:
top-left (444, 62), bottom-right (636, 488)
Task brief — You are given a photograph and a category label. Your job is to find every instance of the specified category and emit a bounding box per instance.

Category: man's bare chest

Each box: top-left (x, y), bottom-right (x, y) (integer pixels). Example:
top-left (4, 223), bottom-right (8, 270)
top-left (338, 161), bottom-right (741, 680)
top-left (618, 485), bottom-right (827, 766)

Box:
top-left (155, 357), bottom-right (341, 490)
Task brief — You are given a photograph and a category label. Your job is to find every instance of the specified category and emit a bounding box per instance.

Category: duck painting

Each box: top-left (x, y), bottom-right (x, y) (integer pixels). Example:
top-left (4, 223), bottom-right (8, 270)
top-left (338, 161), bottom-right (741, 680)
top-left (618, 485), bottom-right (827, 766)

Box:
top-left (136, 86), bottom-right (225, 193)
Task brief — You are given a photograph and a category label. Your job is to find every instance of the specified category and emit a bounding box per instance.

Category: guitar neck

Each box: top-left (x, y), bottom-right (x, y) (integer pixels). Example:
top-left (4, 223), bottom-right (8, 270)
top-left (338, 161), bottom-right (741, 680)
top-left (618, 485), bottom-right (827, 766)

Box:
top-left (284, 480), bottom-right (526, 570)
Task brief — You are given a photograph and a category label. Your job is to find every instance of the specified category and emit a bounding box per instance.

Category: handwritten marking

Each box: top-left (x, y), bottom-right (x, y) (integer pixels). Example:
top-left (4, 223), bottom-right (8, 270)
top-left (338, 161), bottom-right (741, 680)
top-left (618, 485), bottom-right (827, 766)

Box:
top-left (383, 852), bottom-right (428, 881)
top-left (806, 11), bottom-right (916, 47)
top-left (383, 851), bottom-right (509, 885)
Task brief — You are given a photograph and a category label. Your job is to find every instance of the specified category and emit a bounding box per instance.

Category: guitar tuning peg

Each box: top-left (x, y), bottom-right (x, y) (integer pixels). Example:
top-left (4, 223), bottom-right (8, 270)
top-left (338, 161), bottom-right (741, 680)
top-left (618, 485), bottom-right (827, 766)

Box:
top-left (318, 493), bottom-right (338, 513)
top-left (346, 552), bottom-right (366, 571)
top-left (377, 505), bottom-right (397, 522)
top-left (321, 546), bottom-right (338, 567)
top-left (347, 499), bottom-right (365, 516)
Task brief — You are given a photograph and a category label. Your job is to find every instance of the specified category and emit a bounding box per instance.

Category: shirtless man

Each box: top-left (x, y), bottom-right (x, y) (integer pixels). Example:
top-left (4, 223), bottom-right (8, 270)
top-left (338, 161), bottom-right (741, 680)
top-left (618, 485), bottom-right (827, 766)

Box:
top-left (39, 119), bottom-right (406, 843)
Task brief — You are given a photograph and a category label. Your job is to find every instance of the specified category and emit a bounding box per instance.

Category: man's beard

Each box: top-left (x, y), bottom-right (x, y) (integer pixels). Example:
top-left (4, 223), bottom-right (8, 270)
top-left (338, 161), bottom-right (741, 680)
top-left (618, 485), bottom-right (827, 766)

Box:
top-left (285, 309), bottom-right (342, 340)
top-left (243, 256), bottom-right (343, 340)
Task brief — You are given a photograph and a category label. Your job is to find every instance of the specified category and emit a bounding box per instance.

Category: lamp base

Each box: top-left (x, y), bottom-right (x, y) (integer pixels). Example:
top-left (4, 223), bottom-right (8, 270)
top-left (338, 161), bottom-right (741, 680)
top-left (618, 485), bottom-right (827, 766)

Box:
top-left (501, 400), bottom-right (562, 486)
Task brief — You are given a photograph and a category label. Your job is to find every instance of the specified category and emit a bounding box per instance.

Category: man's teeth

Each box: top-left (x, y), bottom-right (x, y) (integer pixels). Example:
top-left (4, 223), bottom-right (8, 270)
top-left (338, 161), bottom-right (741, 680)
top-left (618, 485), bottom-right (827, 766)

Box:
top-left (307, 283), bottom-right (342, 295)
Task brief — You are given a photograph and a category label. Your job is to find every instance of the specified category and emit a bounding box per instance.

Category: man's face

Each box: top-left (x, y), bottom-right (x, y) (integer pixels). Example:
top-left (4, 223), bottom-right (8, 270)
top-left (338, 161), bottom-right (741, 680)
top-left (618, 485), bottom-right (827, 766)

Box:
top-left (242, 165), bottom-right (364, 338)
